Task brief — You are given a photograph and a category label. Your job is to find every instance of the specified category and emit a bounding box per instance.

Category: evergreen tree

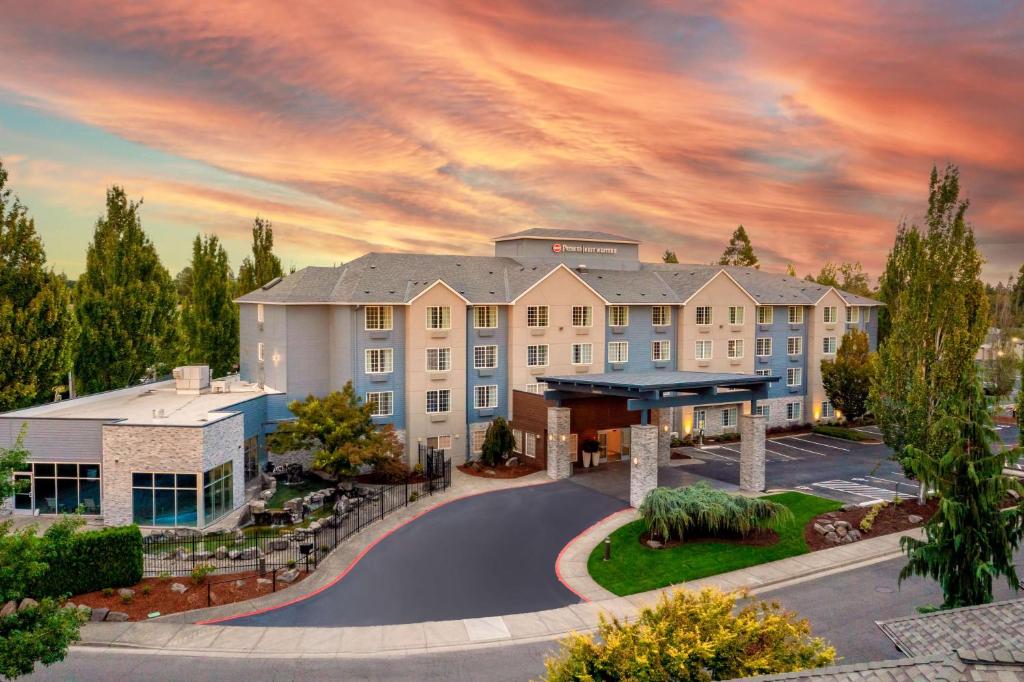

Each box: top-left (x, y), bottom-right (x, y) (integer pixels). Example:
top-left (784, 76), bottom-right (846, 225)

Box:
top-left (821, 329), bottom-right (874, 422)
top-left (661, 250), bottom-right (678, 264)
top-left (180, 234), bottom-right (238, 377)
top-left (480, 417), bottom-right (515, 466)
top-left (0, 160), bottom-right (78, 410)
top-left (236, 217), bottom-right (283, 295)
top-left (870, 165), bottom-right (989, 501)
top-left (74, 187), bottom-right (177, 394)
top-left (718, 225), bottom-right (759, 268)
top-left (785, 263), bottom-right (797, 277)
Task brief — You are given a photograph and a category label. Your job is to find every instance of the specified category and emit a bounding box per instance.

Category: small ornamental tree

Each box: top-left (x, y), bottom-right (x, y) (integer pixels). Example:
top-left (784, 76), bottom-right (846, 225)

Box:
top-left (821, 329), bottom-right (875, 423)
top-left (480, 417), bottom-right (515, 466)
top-left (543, 588), bottom-right (834, 681)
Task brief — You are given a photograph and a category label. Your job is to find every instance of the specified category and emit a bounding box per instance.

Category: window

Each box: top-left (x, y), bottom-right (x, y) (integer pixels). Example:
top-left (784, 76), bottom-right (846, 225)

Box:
top-left (366, 391), bottom-right (393, 417)
top-left (694, 409), bottom-right (707, 432)
top-left (823, 306), bottom-right (837, 324)
top-left (257, 304), bottom-right (264, 324)
top-left (524, 433), bottom-right (536, 458)
top-left (474, 345), bottom-right (498, 369)
top-left (426, 306), bottom-right (451, 330)
top-left (257, 342), bottom-right (265, 362)
top-left (471, 428), bottom-right (487, 454)
top-left (525, 383), bottom-right (548, 394)
top-left (728, 306), bottom-right (745, 325)
top-left (527, 344), bottom-right (549, 367)
top-left (426, 389), bottom-right (451, 414)
top-left (365, 305), bottom-right (393, 330)
top-left (474, 305), bottom-right (497, 329)
top-left (526, 305), bottom-right (549, 327)
top-left (572, 305), bottom-right (592, 327)
top-left (823, 337), bottom-right (837, 354)
top-left (754, 404), bottom-right (770, 418)
top-left (427, 435), bottom-right (452, 450)
top-left (787, 367), bottom-right (802, 387)
top-left (722, 407), bottom-right (738, 428)
top-left (695, 306), bottom-right (712, 325)
top-left (652, 340), bottom-right (671, 361)
top-left (365, 348), bottom-right (393, 374)
top-left (132, 472), bottom-right (196, 526)
top-left (474, 385), bottom-right (498, 409)
top-left (26, 463), bottom-right (101, 516)
top-left (652, 305), bottom-right (671, 326)
top-left (863, 307), bottom-right (871, 323)
top-left (788, 306), bottom-right (804, 324)
top-left (755, 338), bottom-right (772, 357)
top-left (695, 340), bottom-right (713, 360)
top-left (571, 343), bottom-right (593, 365)
top-left (727, 339), bottom-right (744, 359)
top-left (846, 306), bottom-right (859, 323)
top-left (203, 462), bottom-right (233, 524)
top-left (786, 401), bottom-right (803, 422)
top-left (426, 347), bottom-right (451, 372)
top-left (609, 305), bottom-right (629, 326)
top-left (608, 341), bottom-right (629, 363)
top-left (755, 368), bottom-right (772, 377)
top-left (822, 401), bottom-right (835, 418)
top-left (787, 336), bottom-right (803, 355)
top-left (757, 306), bottom-right (773, 325)
top-left (513, 429), bottom-right (524, 453)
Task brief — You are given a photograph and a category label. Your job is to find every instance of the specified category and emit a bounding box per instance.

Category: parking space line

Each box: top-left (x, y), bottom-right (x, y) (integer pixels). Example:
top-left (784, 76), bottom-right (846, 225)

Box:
top-left (769, 439), bottom-right (828, 456)
top-left (783, 435), bottom-right (849, 452)
top-left (863, 475), bottom-right (919, 492)
top-left (690, 447), bottom-right (737, 463)
top-left (812, 479), bottom-right (892, 503)
top-left (764, 447), bottom-right (798, 461)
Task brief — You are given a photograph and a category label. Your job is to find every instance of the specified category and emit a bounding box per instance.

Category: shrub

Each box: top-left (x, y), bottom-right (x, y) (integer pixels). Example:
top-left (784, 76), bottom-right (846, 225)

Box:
top-left (639, 483), bottom-right (793, 542)
top-left (119, 593), bottom-right (133, 605)
top-left (543, 588), bottom-right (835, 680)
top-left (190, 563), bottom-right (216, 585)
top-left (812, 425), bottom-right (874, 442)
top-left (859, 501), bottom-right (888, 533)
top-left (371, 455), bottom-right (411, 484)
top-left (670, 435), bottom-right (684, 448)
top-left (33, 523), bottom-right (143, 598)
top-left (140, 584), bottom-right (152, 596)
top-left (101, 588), bottom-right (114, 598)
top-left (481, 417), bottom-right (515, 467)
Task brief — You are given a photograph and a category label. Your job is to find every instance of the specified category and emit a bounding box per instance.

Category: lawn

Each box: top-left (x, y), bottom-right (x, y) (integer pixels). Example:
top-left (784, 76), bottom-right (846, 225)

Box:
top-left (811, 425), bottom-right (877, 442)
top-left (588, 491), bottom-right (842, 596)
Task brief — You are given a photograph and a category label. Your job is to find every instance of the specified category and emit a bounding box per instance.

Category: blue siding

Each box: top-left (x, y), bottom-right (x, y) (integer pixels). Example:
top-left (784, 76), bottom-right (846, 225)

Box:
top-left (604, 306), bottom-right (676, 372)
top-left (227, 395), bottom-right (268, 441)
top-left (755, 306), bottom-right (809, 400)
top-left (265, 393), bottom-right (294, 422)
top-left (353, 306), bottom-right (406, 429)
top-left (466, 306), bottom-right (509, 423)
top-left (844, 306), bottom-right (879, 352)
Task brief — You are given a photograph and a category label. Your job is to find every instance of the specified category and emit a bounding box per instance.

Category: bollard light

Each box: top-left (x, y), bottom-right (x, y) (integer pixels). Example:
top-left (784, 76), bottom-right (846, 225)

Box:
top-left (603, 536), bottom-right (612, 561)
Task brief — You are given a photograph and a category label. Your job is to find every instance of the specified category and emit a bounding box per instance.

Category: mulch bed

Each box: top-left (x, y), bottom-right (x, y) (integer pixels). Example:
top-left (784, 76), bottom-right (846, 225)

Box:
top-left (71, 570), bottom-right (310, 621)
top-left (639, 528), bottom-right (780, 550)
top-left (803, 498), bottom-right (939, 552)
top-left (670, 450), bottom-right (693, 460)
top-left (457, 462), bottom-right (539, 479)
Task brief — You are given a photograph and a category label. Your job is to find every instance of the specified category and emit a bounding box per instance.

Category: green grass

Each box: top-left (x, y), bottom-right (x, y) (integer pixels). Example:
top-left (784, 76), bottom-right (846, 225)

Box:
top-left (588, 492), bottom-right (842, 596)
top-left (812, 425), bottom-right (877, 442)
top-left (266, 476), bottom-right (333, 509)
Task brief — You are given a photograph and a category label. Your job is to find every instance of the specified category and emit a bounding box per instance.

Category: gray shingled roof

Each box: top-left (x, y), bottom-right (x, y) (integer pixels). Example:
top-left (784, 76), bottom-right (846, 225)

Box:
top-left (736, 651), bottom-right (1022, 681)
top-left (493, 227), bottom-right (639, 243)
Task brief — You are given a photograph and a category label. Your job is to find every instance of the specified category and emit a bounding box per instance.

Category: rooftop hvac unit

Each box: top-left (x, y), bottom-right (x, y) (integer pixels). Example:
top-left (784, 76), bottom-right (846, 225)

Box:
top-left (173, 365), bottom-right (210, 393)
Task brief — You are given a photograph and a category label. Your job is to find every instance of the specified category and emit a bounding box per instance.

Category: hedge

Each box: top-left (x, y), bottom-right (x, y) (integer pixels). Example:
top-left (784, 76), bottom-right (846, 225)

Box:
top-left (811, 425), bottom-right (875, 442)
top-left (33, 525), bottom-right (143, 598)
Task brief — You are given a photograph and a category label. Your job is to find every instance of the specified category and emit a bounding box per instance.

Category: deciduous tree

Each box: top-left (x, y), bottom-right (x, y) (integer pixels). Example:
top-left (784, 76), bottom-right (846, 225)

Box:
top-left (661, 250), bottom-right (678, 264)
top-left (821, 329), bottom-right (874, 422)
top-left (180, 234), bottom-right (238, 377)
top-left (236, 217), bottom-right (284, 295)
top-left (718, 225), bottom-right (759, 268)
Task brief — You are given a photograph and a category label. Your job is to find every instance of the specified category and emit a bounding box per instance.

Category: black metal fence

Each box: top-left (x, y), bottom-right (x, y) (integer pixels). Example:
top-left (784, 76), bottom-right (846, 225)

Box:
top-left (142, 459), bottom-right (452, 577)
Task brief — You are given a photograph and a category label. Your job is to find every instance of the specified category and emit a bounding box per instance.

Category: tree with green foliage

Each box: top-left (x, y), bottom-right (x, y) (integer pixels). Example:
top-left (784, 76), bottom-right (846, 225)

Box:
top-left (870, 165), bottom-right (989, 501)
top-left (480, 417), bottom-right (515, 466)
top-left (811, 261), bottom-right (873, 297)
top-left (821, 329), bottom-right (875, 423)
top-left (661, 250), bottom-right (678, 264)
top-left (236, 217), bottom-right (284, 295)
top-left (174, 266), bottom-right (193, 300)
top-left (180, 234), bottom-right (238, 377)
top-left (0, 160), bottom-right (78, 411)
top-left (987, 343), bottom-right (1018, 401)
top-left (718, 224), bottom-right (759, 268)
top-left (785, 263), bottom-right (797, 277)
top-left (74, 187), bottom-right (177, 393)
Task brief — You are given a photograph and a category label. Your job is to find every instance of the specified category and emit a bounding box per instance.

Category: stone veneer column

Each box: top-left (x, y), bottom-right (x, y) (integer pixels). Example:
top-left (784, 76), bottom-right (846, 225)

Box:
top-left (739, 413), bottom-right (767, 493)
top-left (652, 408), bottom-right (671, 466)
top-left (546, 406), bottom-right (572, 480)
top-left (629, 424), bottom-right (659, 508)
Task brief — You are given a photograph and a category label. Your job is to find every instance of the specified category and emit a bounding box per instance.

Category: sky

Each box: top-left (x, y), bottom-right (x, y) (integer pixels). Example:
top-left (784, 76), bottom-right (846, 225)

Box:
top-left (0, 1), bottom-right (1021, 283)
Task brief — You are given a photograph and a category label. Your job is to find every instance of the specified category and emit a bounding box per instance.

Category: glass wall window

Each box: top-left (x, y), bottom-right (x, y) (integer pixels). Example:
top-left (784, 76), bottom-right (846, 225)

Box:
top-left (26, 463), bottom-right (102, 515)
top-left (203, 462), bottom-right (233, 524)
top-left (132, 472), bottom-right (197, 526)
top-left (244, 436), bottom-right (259, 482)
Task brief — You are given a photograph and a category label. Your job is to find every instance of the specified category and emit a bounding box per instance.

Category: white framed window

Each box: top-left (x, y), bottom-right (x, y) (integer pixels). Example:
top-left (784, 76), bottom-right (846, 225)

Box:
top-left (695, 306), bottom-right (712, 325)
top-left (474, 345), bottom-right (498, 369)
top-left (527, 344), bottom-right (549, 367)
top-left (526, 305), bottom-right (549, 328)
top-left (722, 407), bottom-right (738, 428)
top-left (366, 391), bottom-right (393, 417)
top-left (365, 348), bottom-right (393, 374)
top-left (823, 337), bottom-right (837, 354)
top-left (822, 401), bottom-right (835, 418)
top-left (788, 306), bottom-right (804, 324)
top-left (863, 307), bottom-right (871, 323)
top-left (427, 435), bottom-right (452, 450)
top-left (525, 382), bottom-right (548, 395)
top-left (365, 305), bottom-right (393, 331)
top-left (257, 304), bottom-right (265, 324)
top-left (257, 342), bottom-right (265, 362)
top-left (609, 305), bottom-right (629, 327)
top-left (513, 429), bottom-right (524, 453)
top-left (787, 367), bottom-right (802, 387)
top-left (786, 401), bottom-right (803, 422)
top-left (471, 428), bottom-right (487, 454)
top-left (846, 306), bottom-right (859, 324)
top-left (757, 306), bottom-right (773, 325)
top-left (425, 389), bottom-right (451, 414)
top-left (524, 433), bottom-right (536, 458)
top-left (755, 368), bottom-right (772, 377)
top-left (425, 347), bottom-right (451, 371)
top-left (652, 339), bottom-right (671, 362)
top-left (727, 339), bottom-right (744, 359)
top-left (571, 305), bottom-right (592, 328)
top-left (695, 339), bottom-right (713, 360)
top-left (652, 305), bottom-right (671, 327)
top-left (608, 341), bottom-right (629, 363)
top-left (571, 343), bottom-right (593, 365)
top-left (754, 404), bottom-right (770, 418)
top-left (823, 306), bottom-right (837, 324)
top-left (426, 306), bottom-right (451, 330)
top-left (787, 336), bottom-right (803, 355)
top-left (728, 306), bottom-right (745, 325)
top-left (474, 305), bottom-right (498, 329)
top-left (694, 409), bottom-right (707, 432)
top-left (474, 385), bottom-right (498, 409)
top-left (755, 338), bottom-right (772, 357)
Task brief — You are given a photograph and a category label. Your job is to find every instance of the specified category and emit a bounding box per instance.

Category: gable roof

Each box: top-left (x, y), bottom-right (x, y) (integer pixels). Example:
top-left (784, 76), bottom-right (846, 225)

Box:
top-left (493, 227), bottom-right (639, 244)
top-left (509, 263), bottom-right (610, 304)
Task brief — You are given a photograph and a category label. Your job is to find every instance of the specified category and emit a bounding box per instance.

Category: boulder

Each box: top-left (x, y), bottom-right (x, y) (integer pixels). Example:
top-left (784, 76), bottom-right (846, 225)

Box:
top-left (645, 539), bottom-right (663, 549)
top-left (260, 489), bottom-right (274, 501)
top-left (77, 604), bottom-right (92, 618)
top-left (257, 578), bottom-right (273, 586)
top-left (215, 546), bottom-right (228, 560)
top-left (836, 526), bottom-right (848, 538)
top-left (228, 550), bottom-right (242, 560)
top-left (250, 500), bottom-right (267, 514)
top-left (234, 529), bottom-right (246, 544)
top-left (907, 514), bottom-right (923, 524)
top-left (278, 568), bottom-right (300, 584)
top-left (192, 551), bottom-right (214, 561)
top-left (822, 524), bottom-right (836, 534)
top-left (267, 538), bottom-right (289, 552)
top-left (1009, 489), bottom-right (1021, 500)
top-left (170, 582), bottom-right (188, 594)
top-left (63, 601), bottom-right (78, 610)
top-left (505, 457), bottom-right (520, 467)
top-left (308, 521), bottom-right (322, 532)
top-left (813, 523), bottom-right (828, 535)
top-left (18, 598), bottom-right (38, 611)
top-left (118, 588), bottom-right (135, 600)
top-left (848, 529), bottom-right (862, 541)
top-left (824, 531), bottom-right (839, 543)
top-left (835, 520), bottom-right (851, 530)
top-left (841, 503), bottom-right (860, 512)
top-left (105, 611), bottom-right (130, 622)
top-left (840, 535), bottom-right (854, 544)
top-left (0, 601), bottom-right (17, 617)
top-left (90, 607), bottom-right (110, 622)
top-left (237, 547), bottom-right (261, 560)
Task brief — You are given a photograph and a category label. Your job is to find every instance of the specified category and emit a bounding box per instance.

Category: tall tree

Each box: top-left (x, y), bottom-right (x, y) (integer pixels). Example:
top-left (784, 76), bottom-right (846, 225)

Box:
top-left (821, 329), bottom-right (875, 422)
top-left (236, 217), bottom-right (283, 295)
top-left (74, 187), bottom-right (177, 394)
top-left (0, 160), bottom-right (78, 411)
top-left (661, 250), bottom-right (678, 264)
top-left (870, 165), bottom-right (989, 501)
top-left (180, 234), bottom-right (238, 377)
top-left (718, 225), bottom-right (759, 268)
top-left (810, 262), bottom-right (873, 297)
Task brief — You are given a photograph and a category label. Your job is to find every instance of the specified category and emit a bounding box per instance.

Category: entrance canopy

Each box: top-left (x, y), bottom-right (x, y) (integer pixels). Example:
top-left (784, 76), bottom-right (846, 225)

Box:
top-left (539, 370), bottom-right (779, 423)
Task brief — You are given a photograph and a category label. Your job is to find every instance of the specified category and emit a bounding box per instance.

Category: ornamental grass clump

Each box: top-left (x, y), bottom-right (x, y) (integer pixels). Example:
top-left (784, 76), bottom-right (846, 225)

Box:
top-left (639, 483), bottom-right (793, 542)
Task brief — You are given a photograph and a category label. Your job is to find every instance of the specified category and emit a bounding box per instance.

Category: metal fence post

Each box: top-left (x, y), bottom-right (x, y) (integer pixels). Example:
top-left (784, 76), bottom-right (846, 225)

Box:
top-left (191, 534), bottom-right (196, 573)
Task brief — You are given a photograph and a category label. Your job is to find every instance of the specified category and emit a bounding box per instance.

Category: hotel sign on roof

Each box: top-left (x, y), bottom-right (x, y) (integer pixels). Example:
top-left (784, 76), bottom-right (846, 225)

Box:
top-left (552, 243), bottom-right (618, 255)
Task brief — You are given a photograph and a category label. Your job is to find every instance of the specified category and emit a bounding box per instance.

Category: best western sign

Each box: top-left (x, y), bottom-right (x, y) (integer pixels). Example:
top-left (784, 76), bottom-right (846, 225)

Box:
top-left (551, 243), bottom-right (618, 255)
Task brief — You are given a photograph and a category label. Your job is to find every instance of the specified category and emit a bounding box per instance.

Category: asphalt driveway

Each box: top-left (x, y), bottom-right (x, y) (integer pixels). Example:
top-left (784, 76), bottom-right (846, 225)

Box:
top-left (223, 481), bottom-right (626, 627)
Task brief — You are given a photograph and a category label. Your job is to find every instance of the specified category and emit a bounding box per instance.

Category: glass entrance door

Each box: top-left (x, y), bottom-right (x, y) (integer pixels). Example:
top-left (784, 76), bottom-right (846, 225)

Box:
top-left (13, 473), bottom-right (31, 513)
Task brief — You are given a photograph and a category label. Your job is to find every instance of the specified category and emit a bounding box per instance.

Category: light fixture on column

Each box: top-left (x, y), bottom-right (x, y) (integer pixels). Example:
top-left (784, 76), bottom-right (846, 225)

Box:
top-left (559, 434), bottom-right (566, 442)
top-left (662, 424), bottom-right (669, 432)
top-left (632, 457), bottom-right (638, 466)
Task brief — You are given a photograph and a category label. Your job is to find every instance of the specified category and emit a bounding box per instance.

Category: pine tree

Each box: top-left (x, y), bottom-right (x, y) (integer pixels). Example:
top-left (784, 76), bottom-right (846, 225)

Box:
top-left (661, 250), bottom-right (678, 264)
top-left (0, 160), bottom-right (78, 410)
top-left (180, 234), bottom-right (239, 377)
top-left (718, 225), bottom-right (759, 268)
top-left (236, 217), bottom-right (283, 295)
top-left (74, 187), bottom-right (177, 394)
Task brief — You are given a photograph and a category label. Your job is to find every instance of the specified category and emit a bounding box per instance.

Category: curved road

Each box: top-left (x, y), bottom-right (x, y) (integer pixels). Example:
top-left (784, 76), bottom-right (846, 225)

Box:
top-left (224, 481), bottom-right (626, 627)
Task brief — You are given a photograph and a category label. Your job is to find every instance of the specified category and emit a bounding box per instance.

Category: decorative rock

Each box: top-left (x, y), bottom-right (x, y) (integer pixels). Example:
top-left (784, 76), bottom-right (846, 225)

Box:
top-left (237, 547), bottom-right (261, 560)
top-left (77, 604), bottom-right (92, 617)
top-left (63, 602), bottom-right (78, 610)
top-left (170, 582), bottom-right (188, 594)
top-left (840, 535), bottom-right (854, 544)
top-left (645, 539), bottom-right (663, 549)
top-left (813, 523), bottom-right (828, 535)
top-left (193, 551), bottom-right (213, 561)
top-left (235, 580), bottom-right (245, 588)
top-left (228, 550), bottom-right (242, 560)
top-left (848, 529), bottom-right (862, 541)
top-left (835, 520), bottom-right (851, 530)
top-left (822, 524), bottom-right (836, 534)
top-left (824, 531), bottom-right (839, 543)
top-left (234, 529), bottom-right (246, 544)
top-left (257, 578), bottom-right (272, 586)
top-left (260, 489), bottom-right (274, 500)
top-left (268, 538), bottom-right (289, 552)
top-left (836, 526), bottom-right (848, 538)
top-left (505, 457), bottom-right (520, 467)
top-left (907, 514), bottom-right (923, 524)
top-left (90, 607), bottom-right (109, 622)
top-left (18, 598), bottom-right (38, 611)
top-left (105, 611), bottom-right (130, 622)
top-left (1009, 489), bottom-right (1021, 500)
top-left (278, 568), bottom-right (300, 584)
top-left (118, 588), bottom-right (135, 600)
top-left (841, 503), bottom-right (860, 512)
top-left (250, 500), bottom-right (266, 513)
top-left (215, 546), bottom-right (228, 560)
top-left (0, 601), bottom-right (17, 617)
top-left (484, 469), bottom-right (497, 476)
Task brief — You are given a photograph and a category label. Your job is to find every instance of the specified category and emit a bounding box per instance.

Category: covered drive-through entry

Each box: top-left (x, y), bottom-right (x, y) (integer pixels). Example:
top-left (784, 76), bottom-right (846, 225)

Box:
top-left (537, 371), bottom-right (778, 507)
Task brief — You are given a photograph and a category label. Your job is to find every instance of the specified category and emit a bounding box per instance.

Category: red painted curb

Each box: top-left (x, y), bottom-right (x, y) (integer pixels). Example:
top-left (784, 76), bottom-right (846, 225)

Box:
top-left (554, 508), bottom-right (634, 602)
